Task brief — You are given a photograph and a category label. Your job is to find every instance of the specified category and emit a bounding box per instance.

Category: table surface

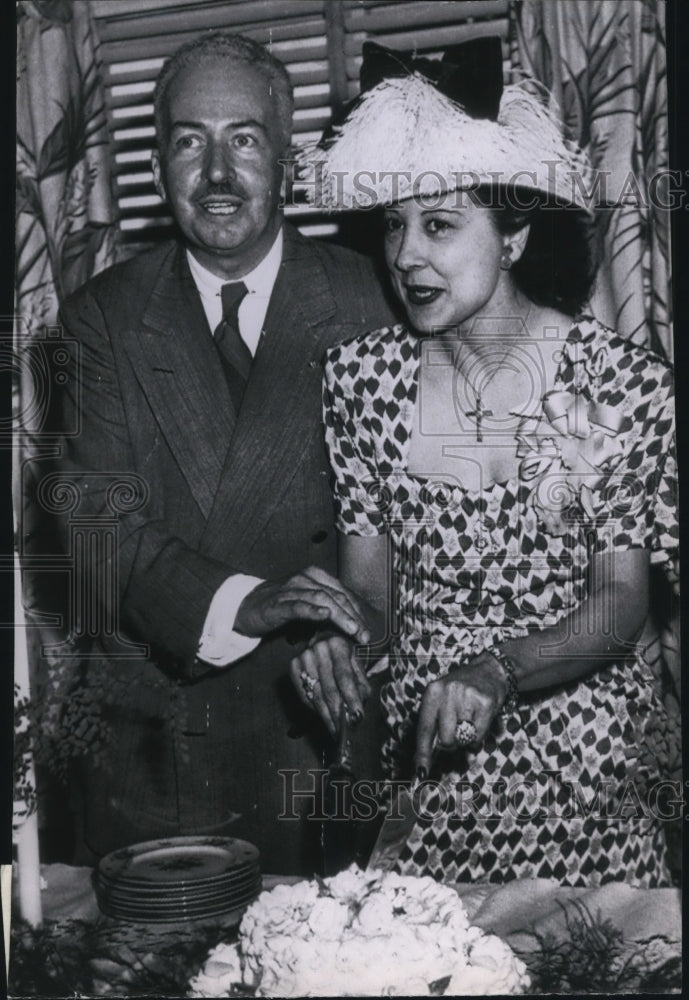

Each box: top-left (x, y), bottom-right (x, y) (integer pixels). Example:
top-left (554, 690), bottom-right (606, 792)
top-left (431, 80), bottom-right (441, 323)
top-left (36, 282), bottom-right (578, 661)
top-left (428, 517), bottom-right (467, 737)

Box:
top-left (8, 863), bottom-right (683, 997)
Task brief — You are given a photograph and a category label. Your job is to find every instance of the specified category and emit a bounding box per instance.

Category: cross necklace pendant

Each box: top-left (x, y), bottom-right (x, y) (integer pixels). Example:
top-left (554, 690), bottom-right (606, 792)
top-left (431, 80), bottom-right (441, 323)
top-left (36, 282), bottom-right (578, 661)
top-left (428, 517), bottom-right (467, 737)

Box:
top-left (466, 391), bottom-right (493, 442)
top-left (462, 344), bottom-right (520, 442)
top-left (461, 307), bottom-right (533, 442)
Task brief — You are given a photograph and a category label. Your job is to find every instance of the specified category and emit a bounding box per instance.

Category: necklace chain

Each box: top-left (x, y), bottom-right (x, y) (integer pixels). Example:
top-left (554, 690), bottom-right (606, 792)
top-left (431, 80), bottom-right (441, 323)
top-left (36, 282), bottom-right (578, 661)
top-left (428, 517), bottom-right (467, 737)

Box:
top-left (463, 349), bottom-right (516, 442)
top-left (460, 306), bottom-right (533, 442)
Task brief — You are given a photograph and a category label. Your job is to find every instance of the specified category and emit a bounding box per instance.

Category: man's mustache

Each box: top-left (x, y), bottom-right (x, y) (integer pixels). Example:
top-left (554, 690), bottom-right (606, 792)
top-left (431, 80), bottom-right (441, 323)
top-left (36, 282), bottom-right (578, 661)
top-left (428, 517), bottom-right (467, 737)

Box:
top-left (195, 182), bottom-right (247, 200)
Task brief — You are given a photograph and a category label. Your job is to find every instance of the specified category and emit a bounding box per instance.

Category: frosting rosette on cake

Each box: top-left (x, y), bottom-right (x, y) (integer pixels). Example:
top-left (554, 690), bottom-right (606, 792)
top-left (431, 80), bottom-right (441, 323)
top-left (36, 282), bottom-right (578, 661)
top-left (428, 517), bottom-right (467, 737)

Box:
top-left (188, 866), bottom-right (530, 997)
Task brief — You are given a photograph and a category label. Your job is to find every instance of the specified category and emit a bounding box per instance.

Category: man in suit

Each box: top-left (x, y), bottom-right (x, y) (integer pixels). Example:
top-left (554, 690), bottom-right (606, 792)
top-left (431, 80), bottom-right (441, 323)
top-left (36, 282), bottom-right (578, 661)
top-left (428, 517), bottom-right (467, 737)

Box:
top-left (56, 32), bottom-right (394, 873)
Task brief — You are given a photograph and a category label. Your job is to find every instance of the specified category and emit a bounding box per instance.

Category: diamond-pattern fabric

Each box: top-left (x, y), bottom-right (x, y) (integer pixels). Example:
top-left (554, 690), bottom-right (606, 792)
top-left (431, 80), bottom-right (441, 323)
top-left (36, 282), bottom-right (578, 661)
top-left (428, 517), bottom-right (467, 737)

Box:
top-left (323, 317), bottom-right (677, 887)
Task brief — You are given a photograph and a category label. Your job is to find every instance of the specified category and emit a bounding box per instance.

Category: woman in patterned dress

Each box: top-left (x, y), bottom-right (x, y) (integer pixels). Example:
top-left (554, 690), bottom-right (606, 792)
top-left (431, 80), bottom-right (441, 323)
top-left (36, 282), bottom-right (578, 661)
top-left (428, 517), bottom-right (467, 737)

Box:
top-left (291, 42), bottom-right (677, 887)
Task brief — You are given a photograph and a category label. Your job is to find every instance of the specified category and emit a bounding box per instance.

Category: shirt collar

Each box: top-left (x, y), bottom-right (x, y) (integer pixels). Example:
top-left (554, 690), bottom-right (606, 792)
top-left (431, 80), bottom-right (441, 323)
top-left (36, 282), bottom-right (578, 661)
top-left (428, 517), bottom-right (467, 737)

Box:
top-left (186, 226), bottom-right (284, 298)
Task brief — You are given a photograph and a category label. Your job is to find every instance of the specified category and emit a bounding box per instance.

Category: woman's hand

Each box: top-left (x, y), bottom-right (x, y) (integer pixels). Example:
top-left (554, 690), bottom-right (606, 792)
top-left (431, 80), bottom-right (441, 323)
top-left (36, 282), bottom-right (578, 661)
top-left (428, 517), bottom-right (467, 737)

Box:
top-left (289, 632), bottom-right (371, 736)
top-left (415, 651), bottom-right (508, 776)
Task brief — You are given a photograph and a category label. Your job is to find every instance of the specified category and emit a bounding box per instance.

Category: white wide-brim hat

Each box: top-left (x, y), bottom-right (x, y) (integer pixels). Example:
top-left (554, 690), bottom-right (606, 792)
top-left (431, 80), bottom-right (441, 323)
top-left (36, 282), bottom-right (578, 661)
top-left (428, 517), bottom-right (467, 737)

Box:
top-left (298, 41), bottom-right (596, 214)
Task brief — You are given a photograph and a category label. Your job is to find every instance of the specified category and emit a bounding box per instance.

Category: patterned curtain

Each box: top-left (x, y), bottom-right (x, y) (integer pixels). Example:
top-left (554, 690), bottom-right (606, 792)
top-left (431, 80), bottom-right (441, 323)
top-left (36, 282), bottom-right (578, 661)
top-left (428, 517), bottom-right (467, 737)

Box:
top-left (510, 0), bottom-right (679, 875)
top-left (510, 0), bottom-right (671, 359)
top-left (17, 0), bottom-right (118, 323)
top-left (15, 0), bottom-right (118, 831)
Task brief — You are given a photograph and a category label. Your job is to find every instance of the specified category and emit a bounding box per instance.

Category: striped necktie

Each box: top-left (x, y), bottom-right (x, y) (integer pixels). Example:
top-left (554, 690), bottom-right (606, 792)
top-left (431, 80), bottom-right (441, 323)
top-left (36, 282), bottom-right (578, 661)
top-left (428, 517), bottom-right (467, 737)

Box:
top-left (214, 281), bottom-right (250, 409)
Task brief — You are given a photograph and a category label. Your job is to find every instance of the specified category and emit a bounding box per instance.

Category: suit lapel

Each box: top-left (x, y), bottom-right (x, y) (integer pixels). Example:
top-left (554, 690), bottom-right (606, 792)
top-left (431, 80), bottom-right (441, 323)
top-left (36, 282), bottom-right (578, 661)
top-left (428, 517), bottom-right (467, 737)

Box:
top-left (126, 245), bottom-right (235, 519)
top-left (201, 227), bottom-right (336, 559)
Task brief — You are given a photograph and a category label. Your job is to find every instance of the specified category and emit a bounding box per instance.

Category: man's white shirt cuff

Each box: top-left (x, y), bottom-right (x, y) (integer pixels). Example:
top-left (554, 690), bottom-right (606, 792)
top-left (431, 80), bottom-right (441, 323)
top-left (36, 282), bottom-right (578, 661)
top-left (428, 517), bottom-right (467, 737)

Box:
top-left (198, 574), bottom-right (264, 666)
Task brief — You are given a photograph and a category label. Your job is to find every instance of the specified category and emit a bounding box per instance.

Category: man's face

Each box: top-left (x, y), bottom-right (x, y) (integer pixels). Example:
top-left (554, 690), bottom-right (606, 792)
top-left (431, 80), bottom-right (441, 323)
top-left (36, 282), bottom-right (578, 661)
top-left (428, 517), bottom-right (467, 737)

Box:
top-left (152, 57), bottom-right (287, 279)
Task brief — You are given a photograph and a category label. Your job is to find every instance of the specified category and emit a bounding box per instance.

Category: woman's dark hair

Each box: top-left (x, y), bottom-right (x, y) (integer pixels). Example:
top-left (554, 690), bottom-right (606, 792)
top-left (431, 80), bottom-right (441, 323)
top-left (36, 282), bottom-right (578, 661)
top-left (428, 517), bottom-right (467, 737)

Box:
top-left (473, 185), bottom-right (599, 316)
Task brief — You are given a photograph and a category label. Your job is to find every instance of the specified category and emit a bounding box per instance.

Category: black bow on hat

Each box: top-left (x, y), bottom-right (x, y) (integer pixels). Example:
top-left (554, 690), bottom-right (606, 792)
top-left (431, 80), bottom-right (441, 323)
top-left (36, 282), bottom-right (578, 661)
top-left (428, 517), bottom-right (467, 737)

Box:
top-left (359, 37), bottom-right (504, 121)
top-left (320, 36), bottom-right (504, 148)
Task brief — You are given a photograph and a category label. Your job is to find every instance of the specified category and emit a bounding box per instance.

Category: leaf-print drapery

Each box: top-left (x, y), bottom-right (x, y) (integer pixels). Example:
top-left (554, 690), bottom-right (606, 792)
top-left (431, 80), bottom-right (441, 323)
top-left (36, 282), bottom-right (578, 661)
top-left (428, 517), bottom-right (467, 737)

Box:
top-left (15, 0), bottom-right (118, 829)
top-left (510, 0), bottom-right (671, 359)
top-left (511, 0), bottom-right (679, 877)
top-left (17, 0), bottom-right (118, 326)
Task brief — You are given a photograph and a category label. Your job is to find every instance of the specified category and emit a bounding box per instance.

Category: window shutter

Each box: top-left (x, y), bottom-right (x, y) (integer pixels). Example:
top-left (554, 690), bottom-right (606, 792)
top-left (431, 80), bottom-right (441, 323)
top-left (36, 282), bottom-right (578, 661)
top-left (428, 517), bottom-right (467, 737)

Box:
top-left (92, 0), bottom-right (509, 256)
top-left (341, 0), bottom-right (510, 101)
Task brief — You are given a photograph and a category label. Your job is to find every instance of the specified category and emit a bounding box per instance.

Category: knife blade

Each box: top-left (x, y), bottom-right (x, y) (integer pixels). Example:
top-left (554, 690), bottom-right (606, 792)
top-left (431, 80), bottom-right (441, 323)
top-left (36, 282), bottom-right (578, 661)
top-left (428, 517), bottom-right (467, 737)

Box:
top-left (328, 705), bottom-right (355, 778)
top-left (366, 778), bottom-right (420, 872)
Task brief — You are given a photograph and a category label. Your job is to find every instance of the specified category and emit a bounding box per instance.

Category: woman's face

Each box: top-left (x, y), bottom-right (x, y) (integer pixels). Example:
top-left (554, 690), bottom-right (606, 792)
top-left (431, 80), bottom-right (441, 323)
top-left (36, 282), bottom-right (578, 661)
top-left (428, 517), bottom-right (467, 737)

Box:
top-left (383, 193), bottom-right (510, 333)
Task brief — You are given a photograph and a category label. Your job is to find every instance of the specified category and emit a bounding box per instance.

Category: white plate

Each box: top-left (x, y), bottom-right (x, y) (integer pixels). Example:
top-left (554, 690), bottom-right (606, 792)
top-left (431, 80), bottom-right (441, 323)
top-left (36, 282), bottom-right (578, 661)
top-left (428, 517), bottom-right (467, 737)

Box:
top-left (98, 836), bottom-right (260, 887)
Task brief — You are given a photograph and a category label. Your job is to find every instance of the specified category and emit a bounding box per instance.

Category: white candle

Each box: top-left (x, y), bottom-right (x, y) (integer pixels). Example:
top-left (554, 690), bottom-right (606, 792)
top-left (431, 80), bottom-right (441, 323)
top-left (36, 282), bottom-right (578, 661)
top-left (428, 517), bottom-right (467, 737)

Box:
top-left (1, 864), bottom-right (11, 978)
top-left (15, 812), bottom-right (42, 928)
top-left (13, 554), bottom-right (43, 927)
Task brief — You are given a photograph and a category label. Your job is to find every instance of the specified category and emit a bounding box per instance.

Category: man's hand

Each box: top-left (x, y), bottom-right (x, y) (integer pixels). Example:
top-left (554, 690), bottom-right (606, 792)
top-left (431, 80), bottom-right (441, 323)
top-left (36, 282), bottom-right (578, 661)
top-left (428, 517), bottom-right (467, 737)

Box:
top-left (234, 566), bottom-right (371, 642)
top-left (415, 651), bottom-right (507, 776)
top-left (289, 632), bottom-right (371, 736)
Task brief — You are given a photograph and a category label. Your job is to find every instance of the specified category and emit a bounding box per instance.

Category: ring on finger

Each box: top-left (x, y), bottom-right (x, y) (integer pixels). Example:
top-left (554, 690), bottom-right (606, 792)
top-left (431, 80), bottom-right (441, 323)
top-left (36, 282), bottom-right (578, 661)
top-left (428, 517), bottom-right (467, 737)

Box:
top-left (300, 670), bottom-right (319, 700)
top-left (455, 720), bottom-right (478, 746)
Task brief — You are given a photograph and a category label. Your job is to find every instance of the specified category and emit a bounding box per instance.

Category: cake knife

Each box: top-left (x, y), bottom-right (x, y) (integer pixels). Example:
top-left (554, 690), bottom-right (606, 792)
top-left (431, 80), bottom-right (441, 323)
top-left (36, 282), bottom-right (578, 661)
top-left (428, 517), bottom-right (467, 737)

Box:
top-left (328, 705), bottom-right (355, 777)
top-left (366, 776), bottom-right (420, 873)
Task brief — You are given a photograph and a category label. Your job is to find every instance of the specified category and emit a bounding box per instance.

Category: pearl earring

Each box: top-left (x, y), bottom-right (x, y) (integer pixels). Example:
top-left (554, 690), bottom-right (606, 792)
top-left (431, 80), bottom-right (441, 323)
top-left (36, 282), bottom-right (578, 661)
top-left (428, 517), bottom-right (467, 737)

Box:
top-left (500, 246), bottom-right (513, 270)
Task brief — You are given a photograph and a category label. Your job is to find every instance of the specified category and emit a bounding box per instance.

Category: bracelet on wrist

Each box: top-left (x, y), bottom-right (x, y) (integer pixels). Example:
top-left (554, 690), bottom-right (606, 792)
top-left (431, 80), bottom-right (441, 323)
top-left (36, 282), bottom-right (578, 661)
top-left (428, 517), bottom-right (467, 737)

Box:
top-left (485, 645), bottom-right (519, 715)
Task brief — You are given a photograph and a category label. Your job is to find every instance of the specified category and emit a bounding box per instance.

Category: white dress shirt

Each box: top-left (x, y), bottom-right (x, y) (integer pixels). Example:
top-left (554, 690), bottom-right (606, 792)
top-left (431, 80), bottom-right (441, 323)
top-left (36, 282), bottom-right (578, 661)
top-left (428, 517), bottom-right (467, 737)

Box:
top-left (186, 228), bottom-right (283, 354)
top-left (188, 229), bottom-right (283, 666)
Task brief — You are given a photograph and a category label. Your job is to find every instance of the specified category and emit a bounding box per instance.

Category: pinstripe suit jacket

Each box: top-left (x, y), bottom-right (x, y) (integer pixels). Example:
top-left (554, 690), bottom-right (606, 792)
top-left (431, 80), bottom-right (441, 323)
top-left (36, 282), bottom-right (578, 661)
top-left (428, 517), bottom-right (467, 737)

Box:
top-left (57, 224), bottom-right (396, 872)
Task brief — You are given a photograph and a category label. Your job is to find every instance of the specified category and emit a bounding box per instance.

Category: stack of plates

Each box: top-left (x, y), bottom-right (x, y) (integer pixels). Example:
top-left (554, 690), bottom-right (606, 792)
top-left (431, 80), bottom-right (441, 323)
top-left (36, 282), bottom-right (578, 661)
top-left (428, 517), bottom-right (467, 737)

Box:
top-left (95, 835), bottom-right (261, 923)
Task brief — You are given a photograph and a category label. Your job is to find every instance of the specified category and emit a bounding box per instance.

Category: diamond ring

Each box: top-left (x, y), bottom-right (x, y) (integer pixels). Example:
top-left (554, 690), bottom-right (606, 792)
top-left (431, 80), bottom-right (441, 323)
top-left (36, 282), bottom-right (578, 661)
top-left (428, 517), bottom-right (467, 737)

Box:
top-left (300, 671), bottom-right (319, 700)
top-left (455, 720), bottom-right (478, 746)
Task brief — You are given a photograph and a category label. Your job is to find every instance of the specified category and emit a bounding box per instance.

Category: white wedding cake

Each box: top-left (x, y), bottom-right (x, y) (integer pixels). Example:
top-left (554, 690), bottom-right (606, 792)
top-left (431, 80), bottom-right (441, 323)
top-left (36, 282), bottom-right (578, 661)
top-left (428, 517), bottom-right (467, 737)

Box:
top-left (188, 866), bottom-right (530, 997)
